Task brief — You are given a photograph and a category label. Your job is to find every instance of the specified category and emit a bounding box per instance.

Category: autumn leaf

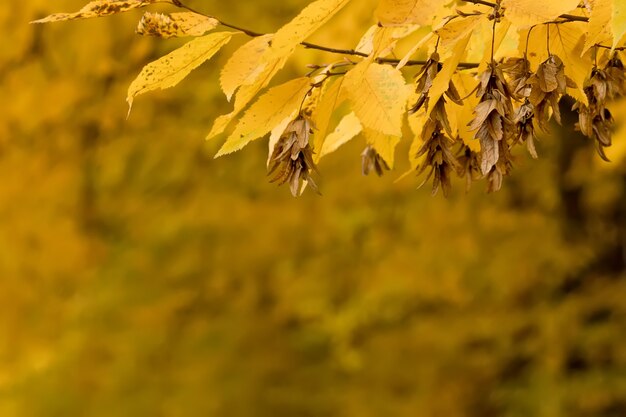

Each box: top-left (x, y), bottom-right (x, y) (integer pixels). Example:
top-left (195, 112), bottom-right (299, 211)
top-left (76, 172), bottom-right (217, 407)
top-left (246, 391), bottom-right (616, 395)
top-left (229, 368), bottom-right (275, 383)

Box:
top-left (220, 35), bottom-right (274, 102)
top-left (375, 0), bottom-right (447, 27)
top-left (127, 31), bottom-right (234, 114)
top-left (267, 0), bottom-right (352, 59)
top-left (436, 15), bottom-right (484, 59)
top-left (136, 12), bottom-right (219, 38)
top-left (207, 54), bottom-right (288, 140)
top-left (583, 0), bottom-right (613, 53)
top-left (216, 77), bottom-right (312, 156)
top-left (614, 0), bottom-right (626, 49)
top-left (30, 0), bottom-right (163, 23)
top-left (501, 0), bottom-right (580, 27)
top-left (319, 112), bottom-right (362, 158)
top-left (343, 61), bottom-right (408, 137)
top-left (312, 77), bottom-right (347, 160)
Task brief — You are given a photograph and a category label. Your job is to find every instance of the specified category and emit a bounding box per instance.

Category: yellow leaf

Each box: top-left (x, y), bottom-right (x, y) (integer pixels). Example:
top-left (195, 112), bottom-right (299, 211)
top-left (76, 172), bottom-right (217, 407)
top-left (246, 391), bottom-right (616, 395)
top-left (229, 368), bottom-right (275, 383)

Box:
top-left (426, 32), bottom-right (472, 120)
top-left (127, 31), bottom-right (233, 113)
top-left (136, 12), bottom-right (219, 39)
top-left (375, 0), bottom-right (447, 27)
top-left (343, 61), bottom-right (408, 137)
top-left (220, 35), bottom-right (274, 102)
top-left (436, 15), bottom-right (484, 60)
top-left (474, 18), bottom-right (513, 73)
top-left (319, 112), bottom-right (363, 158)
top-left (363, 128), bottom-right (401, 168)
top-left (396, 31), bottom-right (435, 70)
top-left (583, 0), bottom-right (613, 53)
top-left (613, 0), bottom-right (626, 48)
top-left (207, 54), bottom-right (288, 140)
top-left (216, 77), bottom-right (312, 156)
top-left (452, 73), bottom-right (480, 152)
top-left (30, 0), bottom-right (162, 23)
top-left (268, 0), bottom-right (352, 59)
top-left (312, 77), bottom-right (347, 161)
top-left (396, 111), bottom-right (427, 181)
top-left (501, 0), bottom-right (580, 27)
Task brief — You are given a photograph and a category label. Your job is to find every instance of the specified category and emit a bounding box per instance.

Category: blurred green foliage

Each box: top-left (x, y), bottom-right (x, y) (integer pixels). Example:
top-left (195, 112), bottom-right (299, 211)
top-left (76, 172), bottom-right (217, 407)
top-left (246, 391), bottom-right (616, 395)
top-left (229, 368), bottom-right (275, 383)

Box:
top-left (1, 1), bottom-right (626, 416)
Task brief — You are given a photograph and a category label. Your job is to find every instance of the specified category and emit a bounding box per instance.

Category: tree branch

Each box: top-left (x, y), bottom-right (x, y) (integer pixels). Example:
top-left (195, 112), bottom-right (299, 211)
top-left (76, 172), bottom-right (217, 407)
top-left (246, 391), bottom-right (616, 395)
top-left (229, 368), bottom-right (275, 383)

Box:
top-left (171, 0), bottom-right (481, 68)
top-left (461, 0), bottom-right (589, 23)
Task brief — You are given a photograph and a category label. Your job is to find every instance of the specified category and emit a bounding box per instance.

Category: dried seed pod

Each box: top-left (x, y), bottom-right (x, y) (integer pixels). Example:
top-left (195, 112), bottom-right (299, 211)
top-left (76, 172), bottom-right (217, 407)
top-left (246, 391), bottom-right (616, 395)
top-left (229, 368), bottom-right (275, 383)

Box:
top-left (502, 57), bottom-right (533, 99)
top-left (469, 63), bottom-right (515, 176)
top-left (416, 127), bottom-right (458, 197)
top-left (136, 12), bottom-right (219, 38)
top-left (513, 99), bottom-right (538, 158)
top-left (527, 55), bottom-right (576, 129)
top-left (409, 53), bottom-right (441, 114)
top-left (361, 145), bottom-right (389, 176)
top-left (605, 54), bottom-right (626, 99)
top-left (456, 145), bottom-right (482, 192)
top-left (268, 115), bottom-right (320, 196)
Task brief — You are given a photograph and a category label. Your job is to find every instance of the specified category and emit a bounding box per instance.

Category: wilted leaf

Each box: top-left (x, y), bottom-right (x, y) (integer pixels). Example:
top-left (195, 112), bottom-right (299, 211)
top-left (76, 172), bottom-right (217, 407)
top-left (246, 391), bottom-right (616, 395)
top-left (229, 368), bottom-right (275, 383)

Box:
top-left (216, 77), bottom-right (312, 156)
top-left (127, 31), bottom-right (233, 113)
top-left (31, 0), bottom-right (162, 23)
top-left (136, 12), bottom-right (219, 38)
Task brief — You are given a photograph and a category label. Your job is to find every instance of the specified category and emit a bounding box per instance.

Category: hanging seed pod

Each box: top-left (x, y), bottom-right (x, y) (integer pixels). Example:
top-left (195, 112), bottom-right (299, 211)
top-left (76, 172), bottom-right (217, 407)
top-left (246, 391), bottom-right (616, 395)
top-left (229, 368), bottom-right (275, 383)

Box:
top-left (268, 114), bottom-right (320, 196)
top-left (361, 146), bottom-right (390, 177)
top-left (468, 63), bottom-right (515, 182)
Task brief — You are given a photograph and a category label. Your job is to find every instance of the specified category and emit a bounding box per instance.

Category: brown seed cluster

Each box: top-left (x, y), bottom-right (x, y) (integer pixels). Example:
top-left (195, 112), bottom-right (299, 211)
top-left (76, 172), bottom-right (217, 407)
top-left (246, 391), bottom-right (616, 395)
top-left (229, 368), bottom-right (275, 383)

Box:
top-left (528, 55), bottom-right (576, 129)
top-left (469, 63), bottom-right (515, 192)
top-left (411, 53), bottom-right (462, 197)
top-left (361, 145), bottom-right (389, 176)
top-left (268, 115), bottom-right (319, 196)
top-left (573, 54), bottom-right (626, 161)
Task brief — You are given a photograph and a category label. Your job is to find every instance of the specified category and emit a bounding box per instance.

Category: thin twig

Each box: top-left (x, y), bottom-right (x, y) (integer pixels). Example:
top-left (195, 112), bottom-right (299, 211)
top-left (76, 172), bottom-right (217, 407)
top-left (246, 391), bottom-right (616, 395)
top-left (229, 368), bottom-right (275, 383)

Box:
top-left (171, 0), bottom-right (481, 69)
top-left (461, 0), bottom-right (589, 22)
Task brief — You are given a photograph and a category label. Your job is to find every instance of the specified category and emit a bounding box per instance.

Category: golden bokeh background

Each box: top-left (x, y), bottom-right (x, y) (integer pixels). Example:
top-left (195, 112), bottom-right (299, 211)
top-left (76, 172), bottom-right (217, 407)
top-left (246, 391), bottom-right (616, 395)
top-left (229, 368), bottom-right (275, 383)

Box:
top-left (1, 1), bottom-right (625, 416)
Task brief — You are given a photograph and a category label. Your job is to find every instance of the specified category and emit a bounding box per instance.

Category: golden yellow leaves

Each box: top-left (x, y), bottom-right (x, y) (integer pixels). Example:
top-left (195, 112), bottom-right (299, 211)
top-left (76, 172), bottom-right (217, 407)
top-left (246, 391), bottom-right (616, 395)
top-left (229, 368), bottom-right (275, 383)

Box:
top-left (127, 32), bottom-right (233, 113)
top-left (220, 35), bottom-right (275, 102)
top-left (31, 0), bottom-right (161, 23)
top-left (342, 61), bottom-right (408, 137)
top-left (136, 12), bottom-right (219, 38)
top-left (268, 0), bottom-right (352, 59)
top-left (582, 0), bottom-right (626, 51)
top-left (615, 2), bottom-right (626, 49)
top-left (584, 0), bottom-right (613, 53)
top-left (216, 77), bottom-right (312, 156)
top-left (375, 0), bottom-right (447, 27)
top-left (500, 0), bottom-right (579, 27)
top-left (319, 112), bottom-right (363, 158)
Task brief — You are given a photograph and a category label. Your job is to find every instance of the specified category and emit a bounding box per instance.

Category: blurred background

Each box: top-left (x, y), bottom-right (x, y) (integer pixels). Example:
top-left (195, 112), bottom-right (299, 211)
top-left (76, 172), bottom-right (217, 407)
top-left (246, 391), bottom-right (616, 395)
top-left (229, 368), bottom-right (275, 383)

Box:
top-left (1, 1), bottom-right (626, 416)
